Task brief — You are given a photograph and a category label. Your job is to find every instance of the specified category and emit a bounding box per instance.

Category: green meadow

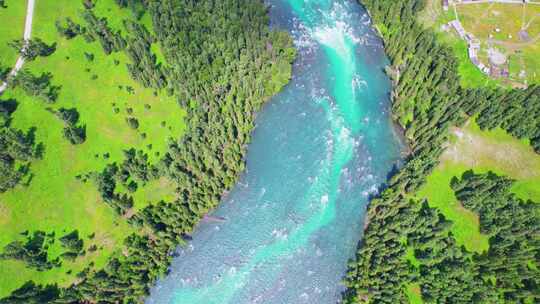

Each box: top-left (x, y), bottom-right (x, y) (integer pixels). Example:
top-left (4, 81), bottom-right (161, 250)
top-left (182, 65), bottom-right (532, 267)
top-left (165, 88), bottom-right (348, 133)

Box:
top-left (0, 0), bottom-right (26, 67)
top-left (417, 0), bottom-right (506, 88)
top-left (407, 119), bottom-right (540, 304)
top-left (416, 119), bottom-right (540, 254)
top-left (0, 0), bottom-right (184, 296)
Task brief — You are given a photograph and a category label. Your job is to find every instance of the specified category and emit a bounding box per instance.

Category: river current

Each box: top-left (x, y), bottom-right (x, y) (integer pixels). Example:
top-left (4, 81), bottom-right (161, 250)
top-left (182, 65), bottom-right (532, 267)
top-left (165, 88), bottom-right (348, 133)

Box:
top-left (146, 1), bottom-right (403, 303)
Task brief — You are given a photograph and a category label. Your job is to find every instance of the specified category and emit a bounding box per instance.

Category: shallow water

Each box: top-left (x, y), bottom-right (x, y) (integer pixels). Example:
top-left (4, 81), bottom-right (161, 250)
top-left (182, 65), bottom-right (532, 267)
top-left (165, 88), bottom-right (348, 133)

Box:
top-left (146, 1), bottom-right (403, 303)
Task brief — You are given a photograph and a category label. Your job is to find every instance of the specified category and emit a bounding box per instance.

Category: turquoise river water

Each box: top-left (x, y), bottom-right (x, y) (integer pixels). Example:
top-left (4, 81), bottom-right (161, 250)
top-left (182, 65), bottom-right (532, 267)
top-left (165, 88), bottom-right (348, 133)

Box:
top-left (146, 0), bottom-right (403, 303)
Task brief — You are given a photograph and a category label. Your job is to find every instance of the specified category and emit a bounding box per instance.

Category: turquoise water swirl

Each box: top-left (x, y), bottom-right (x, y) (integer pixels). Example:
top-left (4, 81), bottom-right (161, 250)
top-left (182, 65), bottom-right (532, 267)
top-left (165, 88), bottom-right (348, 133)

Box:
top-left (146, 1), bottom-right (403, 303)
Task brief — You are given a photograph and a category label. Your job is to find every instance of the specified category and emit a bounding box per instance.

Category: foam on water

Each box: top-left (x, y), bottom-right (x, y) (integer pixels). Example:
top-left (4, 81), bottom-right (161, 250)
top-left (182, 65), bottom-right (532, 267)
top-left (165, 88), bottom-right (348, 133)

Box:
top-left (145, 1), bottom-right (403, 303)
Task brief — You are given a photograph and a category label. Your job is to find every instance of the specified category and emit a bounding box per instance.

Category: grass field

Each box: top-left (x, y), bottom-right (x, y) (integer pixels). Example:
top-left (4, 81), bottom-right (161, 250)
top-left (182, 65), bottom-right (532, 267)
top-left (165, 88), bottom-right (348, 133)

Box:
top-left (406, 283), bottom-right (423, 304)
top-left (0, 0), bottom-right (27, 69)
top-left (408, 118), bottom-right (540, 304)
top-left (416, 118), bottom-right (540, 254)
top-left (418, 0), bottom-right (540, 87)
top-left (417, 0), bottom-right (501, 88)
top-left (457, 3), bottom-right (540, 84)
top-left (0, 0), bottom-right (184, 296)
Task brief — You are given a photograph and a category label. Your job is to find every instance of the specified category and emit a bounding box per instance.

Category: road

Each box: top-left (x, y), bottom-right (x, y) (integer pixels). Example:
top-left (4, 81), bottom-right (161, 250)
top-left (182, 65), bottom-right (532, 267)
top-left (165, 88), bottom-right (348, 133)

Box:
top-left (0, 0), bottom-right (36, 94)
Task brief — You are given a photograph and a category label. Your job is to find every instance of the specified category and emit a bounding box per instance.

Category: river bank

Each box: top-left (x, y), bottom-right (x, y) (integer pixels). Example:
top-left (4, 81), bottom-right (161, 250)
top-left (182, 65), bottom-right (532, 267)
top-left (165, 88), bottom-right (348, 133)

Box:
top-left (145, 1), bottom-right (403, 303)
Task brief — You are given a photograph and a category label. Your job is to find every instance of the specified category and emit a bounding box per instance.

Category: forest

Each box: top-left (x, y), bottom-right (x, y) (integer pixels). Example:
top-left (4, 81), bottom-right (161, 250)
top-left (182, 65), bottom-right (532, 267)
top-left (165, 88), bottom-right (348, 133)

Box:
top-left (0, 0), bottom-right (294, 302)
top-left (2, 0), bottom-right (537, 303)
top-left (343, 0), bottom-right (539, 303)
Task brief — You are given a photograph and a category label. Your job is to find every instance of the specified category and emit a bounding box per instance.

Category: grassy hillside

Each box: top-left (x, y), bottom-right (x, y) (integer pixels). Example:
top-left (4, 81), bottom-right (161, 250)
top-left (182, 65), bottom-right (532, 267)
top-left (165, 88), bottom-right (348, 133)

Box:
top-left (0, 0), bottom-right (26, 67)
top-left (0, 0), bottom-right (183, 296)
top-left (457, 3), bottom-right (540, 84)
top-left (417, 0), bottom-right (501, 88)
top-left (418, 0), bottom-right (540, 88)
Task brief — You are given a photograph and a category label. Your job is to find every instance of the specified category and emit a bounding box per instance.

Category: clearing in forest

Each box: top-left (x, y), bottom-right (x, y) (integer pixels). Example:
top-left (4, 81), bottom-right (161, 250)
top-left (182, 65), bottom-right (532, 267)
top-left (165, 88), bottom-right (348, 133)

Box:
top-left (0, 0), bottom-right (183, 296)
top-left (416, 119), bottom-right (540, 254)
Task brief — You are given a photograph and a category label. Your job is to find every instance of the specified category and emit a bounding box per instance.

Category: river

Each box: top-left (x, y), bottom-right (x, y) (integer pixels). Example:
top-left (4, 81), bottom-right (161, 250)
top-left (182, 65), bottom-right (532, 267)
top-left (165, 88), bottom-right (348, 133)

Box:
top-left (146, 0), bottom-right (403, 303)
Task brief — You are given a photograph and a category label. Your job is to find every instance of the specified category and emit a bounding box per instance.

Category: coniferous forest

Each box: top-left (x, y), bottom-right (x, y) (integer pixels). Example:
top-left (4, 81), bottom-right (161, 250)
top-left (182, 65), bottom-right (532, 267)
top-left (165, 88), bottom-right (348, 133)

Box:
top-left (0, 0), bottom-right (295, 302)
top-left (343, 1), bottom-right (539, 303)
top-left (1, 0), bottom-right (538, 303)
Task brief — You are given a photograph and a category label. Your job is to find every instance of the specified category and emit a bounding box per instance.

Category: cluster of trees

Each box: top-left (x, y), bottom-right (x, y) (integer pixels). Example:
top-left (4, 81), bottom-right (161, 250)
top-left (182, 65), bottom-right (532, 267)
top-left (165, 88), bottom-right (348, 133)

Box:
top-left (462, 86), bottom-right (540, 153)
top-left (10, 38), bottom-right (56, 62)
top-left (452, 171), bottom-right (540, 301)
top-left (0, 231), bottom-right (60, 271)
top-left (343, 194), bottom-right (498, 303)
top-left (407, 201), bottom-right (495, 303)
top-left (81, 9), bottom-right (126, 55)
top-left (95, 163), bottom-right (135, 216)
top-left (0, 281), bottom-right (60, 304)
top-left (0, 229), bottom-right (87, 272)
top-left (94, 148), bottom-right (160, 215)
top-left (55, 18), bottom-right (83, 40)
top-left (124, 19), bottom-right (166, 89)
top-left (115, 0), bottom-right (146, 20)
top-left (0, 40), bottom-right (58, 192)
top-left (10, 70), bottom-right (59, 104)
top-left (0, 0), bottom-right (295, 302)
top-left (58, 230), bottom-right (85, 262)
top-left (0, 100), bottom-right (39, 192)
top-left (55, 108), bottom-right (86, 145)
top-left (343, 0), bottom-right (539, 303)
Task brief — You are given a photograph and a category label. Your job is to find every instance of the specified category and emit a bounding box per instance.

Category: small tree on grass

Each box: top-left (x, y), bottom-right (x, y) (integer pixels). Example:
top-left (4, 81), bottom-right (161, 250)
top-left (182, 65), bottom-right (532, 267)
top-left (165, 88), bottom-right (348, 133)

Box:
top-left (126, 117), bottom-right (139, 129)
top-left (55, 18), bottom-right (82, 40)
top-left (63, 125), bottom-right (86, 145)
top-left (55, 108), bottom-right (79, 126)
top-left (0, 61), bottom-right (9, 80)
top-left (55, 108), bottom-right (86, 145)
top-left (59, 230), bottom-right (84, 253)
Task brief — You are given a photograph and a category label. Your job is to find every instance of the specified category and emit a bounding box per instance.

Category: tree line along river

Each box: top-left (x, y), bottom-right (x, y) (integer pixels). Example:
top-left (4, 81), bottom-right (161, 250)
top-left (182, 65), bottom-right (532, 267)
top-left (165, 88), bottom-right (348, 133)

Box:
top-left (146, 1), bottom-right (403, 303)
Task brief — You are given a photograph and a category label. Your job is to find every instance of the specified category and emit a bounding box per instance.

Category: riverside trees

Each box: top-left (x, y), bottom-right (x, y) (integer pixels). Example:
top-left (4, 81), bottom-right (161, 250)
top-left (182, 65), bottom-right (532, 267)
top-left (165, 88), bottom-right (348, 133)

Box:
top-left (343, 0), bottom-right (540, 303)
top-left (0, 0), bottom-right (295, 302)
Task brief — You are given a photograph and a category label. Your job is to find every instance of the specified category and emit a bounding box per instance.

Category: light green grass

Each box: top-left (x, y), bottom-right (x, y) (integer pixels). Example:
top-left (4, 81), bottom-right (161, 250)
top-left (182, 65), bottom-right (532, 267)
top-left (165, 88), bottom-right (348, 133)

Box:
top-left (416, 119), bottom-right (540, 254)
top-left (0, 0), bottom-right (26, 67)
top-left (405, 246), bottom-right (420, 268)
top-left (0, 0), bottom-right (185, 296)
top-left (464, 120), bottom-right (540, 202)
top-left (417, 1), bottom-right (508, 88)
top-left (457, 3), bottom-right (540, 84)
top-left (417, 162), bottom-right (490, 253)
top-left (406, 283), bottom-right (423, 304)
